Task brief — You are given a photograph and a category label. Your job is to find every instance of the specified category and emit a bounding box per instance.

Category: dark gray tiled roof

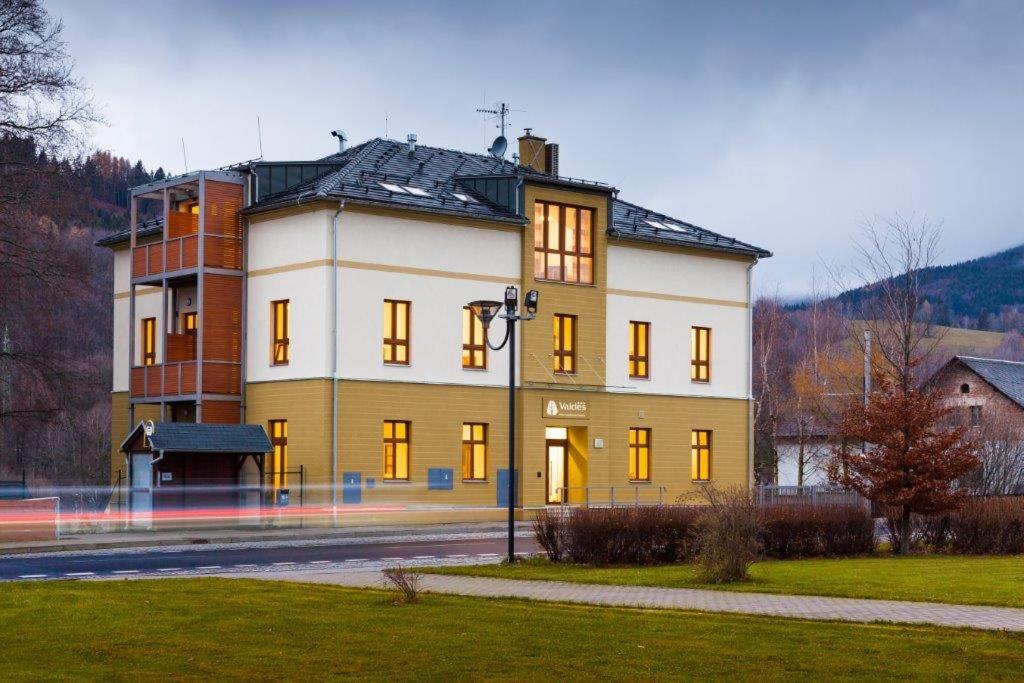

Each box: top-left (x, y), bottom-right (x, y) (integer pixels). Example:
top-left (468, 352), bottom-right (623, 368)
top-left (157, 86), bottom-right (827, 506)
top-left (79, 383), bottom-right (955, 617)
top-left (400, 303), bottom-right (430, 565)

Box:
top-left (95, 216), bottom-right (163, 247)
top-left (610, 199), bottom-right (771, 257)
top-left (956, 356), bottom-right (1024, 409)
top-left (98, 137), bottom-right (770, 258)
top-left (143, 422), bottom-right (272, 454)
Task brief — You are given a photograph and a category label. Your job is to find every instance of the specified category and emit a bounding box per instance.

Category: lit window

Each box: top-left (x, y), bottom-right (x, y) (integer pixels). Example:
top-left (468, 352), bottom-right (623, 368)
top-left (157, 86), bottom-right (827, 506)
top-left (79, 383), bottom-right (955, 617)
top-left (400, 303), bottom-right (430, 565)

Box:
top-left (268, 420), bottom-right (288, 493)
top-left (272, 300), bottom-right (290, 365)
top-left (533, 201), bottom-right (594, 284)
top-left (182, 311), bottom-right (198, 336)
top-left (462, 306), bottom-right (487, 369)
top-left (462, 423), bottom-right (488, 481)
top-left (383, 300), bottom-right (411, 365)
top-left (628, 427), bottom-right (651, 481)
top-left (691, 430), bottom-right (712, 481)
top-left (553, 314), bottom-right (576, 374)
top-left (142, 317), bottom-right (156, 366)
top-left (383, 420), bottom-right (410, 480)
top-left (379, 182), bottom-right (408, 194)
top-left (403, 186), bottom-right (431, 197)
top-left (629, 321), bottom-right (650, 379)
top-left (691, 326), bottom-right (711, 382)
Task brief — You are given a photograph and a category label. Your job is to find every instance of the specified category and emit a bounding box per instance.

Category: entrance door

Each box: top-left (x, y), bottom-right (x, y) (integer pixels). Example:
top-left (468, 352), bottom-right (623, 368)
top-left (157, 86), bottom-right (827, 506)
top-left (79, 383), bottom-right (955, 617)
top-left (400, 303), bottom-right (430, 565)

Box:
top-left (546, 440), bottom-right (568, 504)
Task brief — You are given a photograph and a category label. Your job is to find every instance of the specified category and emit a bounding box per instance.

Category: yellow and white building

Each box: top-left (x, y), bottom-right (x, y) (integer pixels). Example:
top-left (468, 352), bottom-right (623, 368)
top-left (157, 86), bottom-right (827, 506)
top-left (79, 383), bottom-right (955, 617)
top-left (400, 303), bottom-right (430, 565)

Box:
top-left (100, 130), bottom-right (770, 516)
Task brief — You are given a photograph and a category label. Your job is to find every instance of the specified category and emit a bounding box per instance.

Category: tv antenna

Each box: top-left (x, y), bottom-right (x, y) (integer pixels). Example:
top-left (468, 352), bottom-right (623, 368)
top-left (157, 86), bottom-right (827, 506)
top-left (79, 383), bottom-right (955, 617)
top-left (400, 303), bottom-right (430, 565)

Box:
top-left (476, 102), bottom-right (523, 158)
top-left (256, 116), bottom-right (264, 159)
top-left (181, 138), bottom-right (189, 173)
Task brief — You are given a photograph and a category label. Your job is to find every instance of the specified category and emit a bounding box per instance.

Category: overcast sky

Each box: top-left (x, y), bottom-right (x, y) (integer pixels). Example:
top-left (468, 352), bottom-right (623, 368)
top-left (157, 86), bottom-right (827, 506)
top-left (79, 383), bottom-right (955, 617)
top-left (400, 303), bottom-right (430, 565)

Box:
top-left (50, 0), bottom-right (1024, 297)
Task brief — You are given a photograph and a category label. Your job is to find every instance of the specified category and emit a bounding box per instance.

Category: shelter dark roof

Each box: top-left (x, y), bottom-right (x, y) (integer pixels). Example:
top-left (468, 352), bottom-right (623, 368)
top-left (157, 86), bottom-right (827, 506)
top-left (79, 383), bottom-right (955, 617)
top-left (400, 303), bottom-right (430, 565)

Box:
top-left (95, 216), bottom-right (163, 247)
top-left (121, 422), bottom-right (272, 454)
top-left (954, 356), bottom-right (1024, 409)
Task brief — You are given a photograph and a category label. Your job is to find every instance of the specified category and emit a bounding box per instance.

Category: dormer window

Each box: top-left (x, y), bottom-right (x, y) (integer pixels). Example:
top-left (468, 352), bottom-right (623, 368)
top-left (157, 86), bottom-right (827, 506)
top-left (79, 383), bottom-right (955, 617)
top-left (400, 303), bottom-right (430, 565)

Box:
top-left (533, 201), bottom-right (594, 284)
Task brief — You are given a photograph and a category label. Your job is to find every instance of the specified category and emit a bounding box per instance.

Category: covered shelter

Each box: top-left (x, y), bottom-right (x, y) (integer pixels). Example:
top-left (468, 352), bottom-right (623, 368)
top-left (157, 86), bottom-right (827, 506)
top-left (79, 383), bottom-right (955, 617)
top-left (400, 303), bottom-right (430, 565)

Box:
top-left (121, 422), bottom-right (272, 513)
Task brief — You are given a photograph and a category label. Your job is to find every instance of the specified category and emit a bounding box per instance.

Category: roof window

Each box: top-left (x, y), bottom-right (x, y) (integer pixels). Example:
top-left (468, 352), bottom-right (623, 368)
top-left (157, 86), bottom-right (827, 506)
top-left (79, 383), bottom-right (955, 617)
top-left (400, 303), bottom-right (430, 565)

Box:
top-left (452, 192), bottom-right (478, 203)
top-left (403, 186), bottom-right (432, 197)
top-left (379, 182), bottom-right (408, 194)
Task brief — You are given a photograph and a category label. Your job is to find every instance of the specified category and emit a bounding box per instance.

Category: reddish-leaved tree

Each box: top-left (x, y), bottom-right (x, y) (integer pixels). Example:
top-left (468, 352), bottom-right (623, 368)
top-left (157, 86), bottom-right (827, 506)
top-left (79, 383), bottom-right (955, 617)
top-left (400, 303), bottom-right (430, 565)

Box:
top-left (829, 372), bottom-right (978, 554)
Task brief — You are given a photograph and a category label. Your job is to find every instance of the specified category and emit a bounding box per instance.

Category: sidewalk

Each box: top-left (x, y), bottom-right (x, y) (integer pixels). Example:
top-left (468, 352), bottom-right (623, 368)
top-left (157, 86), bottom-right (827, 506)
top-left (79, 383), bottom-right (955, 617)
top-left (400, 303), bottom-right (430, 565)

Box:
top-left (0, 521), bottom-right (530, 555)
top-left (237, 568), bottom-right (1024, 633)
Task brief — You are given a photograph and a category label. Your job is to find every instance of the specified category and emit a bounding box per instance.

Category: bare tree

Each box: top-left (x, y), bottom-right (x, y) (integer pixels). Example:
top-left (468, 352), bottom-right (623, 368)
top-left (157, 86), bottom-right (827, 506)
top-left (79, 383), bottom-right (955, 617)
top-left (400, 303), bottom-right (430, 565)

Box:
top-left (971, 418), bottom-right (1024, 495)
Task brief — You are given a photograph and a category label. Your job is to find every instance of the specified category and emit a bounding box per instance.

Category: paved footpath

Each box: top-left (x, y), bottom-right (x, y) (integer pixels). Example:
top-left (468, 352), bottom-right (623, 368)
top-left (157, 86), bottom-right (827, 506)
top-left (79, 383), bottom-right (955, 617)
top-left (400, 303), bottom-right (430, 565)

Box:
top-left (222, 568), bottom-right (1024, 633)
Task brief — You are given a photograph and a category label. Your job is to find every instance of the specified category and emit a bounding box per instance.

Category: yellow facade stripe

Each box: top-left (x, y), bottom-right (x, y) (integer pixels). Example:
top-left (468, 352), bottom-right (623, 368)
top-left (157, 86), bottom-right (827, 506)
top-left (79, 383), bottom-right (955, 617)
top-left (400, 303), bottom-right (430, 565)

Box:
top-left (247, 258), bottom-right (517, 284)
top-left (607, 287), bottom-right (748, 309)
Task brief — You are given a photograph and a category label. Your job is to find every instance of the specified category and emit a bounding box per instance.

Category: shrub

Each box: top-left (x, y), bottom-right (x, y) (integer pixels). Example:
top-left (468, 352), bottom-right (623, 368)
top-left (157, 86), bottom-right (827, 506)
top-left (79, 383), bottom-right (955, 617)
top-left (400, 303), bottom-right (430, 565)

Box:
top-left (760, 504), bottom-right (875, 559)
top-left (382, 565), bottom-right (421, 604)
top-left (919, 497), bottom-right (1024, 555)
top-left (694, 486), bottom-right (762, 583)
top-left (532, 506), bottom-right (700, 566)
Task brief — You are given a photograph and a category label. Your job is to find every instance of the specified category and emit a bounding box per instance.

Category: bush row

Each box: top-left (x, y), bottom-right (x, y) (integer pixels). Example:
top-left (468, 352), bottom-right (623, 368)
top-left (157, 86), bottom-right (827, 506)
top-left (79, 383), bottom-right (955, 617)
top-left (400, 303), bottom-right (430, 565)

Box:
top-left (917, 497), bottom-right (1024, 555)
top-left (533, 503), bottom-right (875, 566)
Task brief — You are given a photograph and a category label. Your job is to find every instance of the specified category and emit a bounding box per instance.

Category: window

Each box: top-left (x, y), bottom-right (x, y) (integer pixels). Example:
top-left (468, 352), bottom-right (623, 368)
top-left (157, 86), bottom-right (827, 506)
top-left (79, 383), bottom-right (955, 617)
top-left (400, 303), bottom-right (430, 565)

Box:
top-left (970, 405), bottom-right (982, 427)
top-left (691, 326), bottom-right (711, 382)
top-left (271, 300), bottom-right (290, 365)
top-left (383, 300), bottom-right (411, 365)
top-left (960, 383), bottom-right (970, 394)
top-left (553, 314), bottom-right (576, 374)
top-left (182, 311), bottom-right (197, 335)
top-left (628, 428), bottom-right (651, 481)
top-left (692, 430), bottom-right (712, 481)
top-left (462, 307), bottom-right (487, 369)
top-left (533, 201), bottom-right (594, 284)
top-left (462, 423), bottom-right (488, 481)
top-left (628, 321), bottom-right (650, 378)
top-left (142, 317), bottom-right (156, 366)
top-left (268, 420), bottom-right (288, 492)
top-left (383, 420), bottom-right (410, 480)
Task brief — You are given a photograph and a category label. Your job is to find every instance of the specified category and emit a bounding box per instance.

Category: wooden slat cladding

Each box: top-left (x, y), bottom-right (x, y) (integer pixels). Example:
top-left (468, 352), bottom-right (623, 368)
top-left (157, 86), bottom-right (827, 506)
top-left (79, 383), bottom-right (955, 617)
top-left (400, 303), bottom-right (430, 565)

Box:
top-left (147, 244), bottom-right (162, 274)
top-left (202, 273), bottom-right (242, 363)
top-left (203, 181), bottom-right (243, 238)
top-left (167, 211), bottom-right (198, 238)
top-left (204, 234), bottom-right (242, 270)
top-left (131, 247), bottom-right (147, 278)
top-left (179, 361), bottom-right (196, 394)
top-left (202, 362), bottom-right (241, 395)
top-left (202, 400), bottom-right (241, 424)
top-left (165, 333), bottom-right (196, 363)
top-left (130, 367), bottom-right (145, 396)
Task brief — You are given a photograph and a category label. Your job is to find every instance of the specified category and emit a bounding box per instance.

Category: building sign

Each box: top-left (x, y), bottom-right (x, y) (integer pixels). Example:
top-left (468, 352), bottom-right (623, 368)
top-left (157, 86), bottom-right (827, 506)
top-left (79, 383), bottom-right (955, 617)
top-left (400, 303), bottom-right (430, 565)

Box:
top-left (541, 396), bottom-right (589, 420)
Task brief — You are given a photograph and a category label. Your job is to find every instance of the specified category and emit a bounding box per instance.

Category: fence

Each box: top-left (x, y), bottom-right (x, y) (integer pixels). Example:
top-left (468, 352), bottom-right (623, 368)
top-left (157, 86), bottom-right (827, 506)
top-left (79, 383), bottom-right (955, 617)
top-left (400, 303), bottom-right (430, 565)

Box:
top-left (557, 485), bottom-right (668, 508)
top-left (757, 485), bottom-right (868, 509)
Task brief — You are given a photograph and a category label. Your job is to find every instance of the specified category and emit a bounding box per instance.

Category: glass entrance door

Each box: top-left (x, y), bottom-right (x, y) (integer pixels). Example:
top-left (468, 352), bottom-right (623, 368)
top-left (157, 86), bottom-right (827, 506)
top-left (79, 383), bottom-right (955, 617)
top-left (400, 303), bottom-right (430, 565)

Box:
top-left (546, 441), bottom-right (567, 504)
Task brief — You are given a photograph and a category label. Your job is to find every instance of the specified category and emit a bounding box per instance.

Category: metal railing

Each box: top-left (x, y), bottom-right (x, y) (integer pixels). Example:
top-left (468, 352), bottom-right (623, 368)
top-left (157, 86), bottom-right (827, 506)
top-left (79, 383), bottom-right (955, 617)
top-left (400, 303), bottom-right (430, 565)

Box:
top-left (556, 485), bottom-right (668, 508)
top-left (757, 485), bottom-right (867, 508)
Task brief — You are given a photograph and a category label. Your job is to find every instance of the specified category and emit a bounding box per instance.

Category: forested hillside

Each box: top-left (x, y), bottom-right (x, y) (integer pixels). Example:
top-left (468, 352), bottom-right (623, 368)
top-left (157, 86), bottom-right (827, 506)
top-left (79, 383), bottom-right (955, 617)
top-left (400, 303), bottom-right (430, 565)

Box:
top-left (835, 244), bottom-right (1024, 332)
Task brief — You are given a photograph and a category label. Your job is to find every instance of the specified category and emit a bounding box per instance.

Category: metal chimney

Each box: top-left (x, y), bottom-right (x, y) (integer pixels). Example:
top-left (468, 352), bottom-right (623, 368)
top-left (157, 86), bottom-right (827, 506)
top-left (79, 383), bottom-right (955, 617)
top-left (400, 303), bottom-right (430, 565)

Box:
top-left (330, 129), bottom-right (347, 153)
top-left (407, 133), bottom-right (418, 155)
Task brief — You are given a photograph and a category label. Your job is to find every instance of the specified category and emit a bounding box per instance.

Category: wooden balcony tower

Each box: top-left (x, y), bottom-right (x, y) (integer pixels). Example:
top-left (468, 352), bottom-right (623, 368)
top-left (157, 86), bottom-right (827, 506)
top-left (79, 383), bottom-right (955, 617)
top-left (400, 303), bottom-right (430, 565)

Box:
top-left (127, 170), bottom-right (247, 425)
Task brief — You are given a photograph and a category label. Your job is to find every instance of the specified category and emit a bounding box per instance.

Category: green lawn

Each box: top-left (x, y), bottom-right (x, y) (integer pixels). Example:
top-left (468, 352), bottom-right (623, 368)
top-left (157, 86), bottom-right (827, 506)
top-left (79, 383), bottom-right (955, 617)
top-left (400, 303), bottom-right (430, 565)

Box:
top-left (424, 555), bottom-right (1024, 608)
top-left (1, 579), bottom-right (1022, 680)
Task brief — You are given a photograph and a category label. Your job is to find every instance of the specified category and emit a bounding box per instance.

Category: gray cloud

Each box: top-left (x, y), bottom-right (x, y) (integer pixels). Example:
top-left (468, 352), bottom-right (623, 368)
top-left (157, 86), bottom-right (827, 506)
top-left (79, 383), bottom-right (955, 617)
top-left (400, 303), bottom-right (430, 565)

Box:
top-left (51, 0), bottom-right (1024, 296)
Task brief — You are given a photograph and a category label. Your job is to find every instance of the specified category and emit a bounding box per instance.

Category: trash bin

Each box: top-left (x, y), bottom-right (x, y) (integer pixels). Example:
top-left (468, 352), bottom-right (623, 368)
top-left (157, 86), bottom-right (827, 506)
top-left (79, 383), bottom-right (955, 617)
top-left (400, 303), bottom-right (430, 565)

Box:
top-left (276, 489), bottom-right (290, 507)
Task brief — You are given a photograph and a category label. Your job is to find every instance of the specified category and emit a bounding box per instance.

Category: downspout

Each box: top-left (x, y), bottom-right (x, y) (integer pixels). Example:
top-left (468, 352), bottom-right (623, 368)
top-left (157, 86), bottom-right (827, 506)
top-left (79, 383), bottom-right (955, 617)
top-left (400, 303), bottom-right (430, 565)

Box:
top-left (330, 200), bottom-right (346, 520)
top-left (746, 257), bottom-right (758, 489)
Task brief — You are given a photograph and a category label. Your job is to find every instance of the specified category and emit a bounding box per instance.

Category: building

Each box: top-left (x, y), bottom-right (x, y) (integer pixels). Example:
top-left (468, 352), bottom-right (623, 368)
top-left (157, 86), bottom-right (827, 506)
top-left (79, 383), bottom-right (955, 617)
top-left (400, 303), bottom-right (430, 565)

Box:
top-left (98, 130), bottom-right (771, 518)
top-left (927, 356), bottom-right (1024, 429)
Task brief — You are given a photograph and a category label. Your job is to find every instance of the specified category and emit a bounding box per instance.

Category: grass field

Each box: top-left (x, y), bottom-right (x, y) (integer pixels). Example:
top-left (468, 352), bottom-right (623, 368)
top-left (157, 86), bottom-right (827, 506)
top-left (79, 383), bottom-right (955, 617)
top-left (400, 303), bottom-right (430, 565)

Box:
top-left (1, 578), bottom-right (1023, 680)
top-left (424, 555), bottom-right (1024, 608)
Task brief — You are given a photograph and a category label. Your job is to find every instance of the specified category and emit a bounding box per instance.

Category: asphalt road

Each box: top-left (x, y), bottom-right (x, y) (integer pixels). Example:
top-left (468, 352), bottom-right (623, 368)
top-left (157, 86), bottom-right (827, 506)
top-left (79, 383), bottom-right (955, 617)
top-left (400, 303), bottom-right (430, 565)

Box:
top-left (0, 536), bottom-right (539, 581)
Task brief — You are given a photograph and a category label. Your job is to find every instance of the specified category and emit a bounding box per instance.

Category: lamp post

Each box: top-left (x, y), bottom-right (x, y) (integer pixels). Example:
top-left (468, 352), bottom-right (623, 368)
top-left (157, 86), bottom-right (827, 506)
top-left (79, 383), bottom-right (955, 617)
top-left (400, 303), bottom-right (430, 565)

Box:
top-left (468, 286), bottom-right (539, 564)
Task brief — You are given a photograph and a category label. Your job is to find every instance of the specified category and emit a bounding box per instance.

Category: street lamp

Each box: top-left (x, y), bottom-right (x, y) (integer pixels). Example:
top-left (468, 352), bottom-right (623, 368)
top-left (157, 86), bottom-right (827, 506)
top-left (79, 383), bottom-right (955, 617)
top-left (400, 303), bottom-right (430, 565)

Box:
top-left (468, 286), bottom-right (539, 563)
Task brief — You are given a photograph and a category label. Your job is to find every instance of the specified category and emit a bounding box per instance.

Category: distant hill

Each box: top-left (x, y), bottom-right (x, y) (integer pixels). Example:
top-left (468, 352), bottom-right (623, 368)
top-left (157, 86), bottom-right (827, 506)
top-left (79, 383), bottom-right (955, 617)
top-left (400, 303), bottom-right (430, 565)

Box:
top-left (835, 243), bottom-right (1024, 332)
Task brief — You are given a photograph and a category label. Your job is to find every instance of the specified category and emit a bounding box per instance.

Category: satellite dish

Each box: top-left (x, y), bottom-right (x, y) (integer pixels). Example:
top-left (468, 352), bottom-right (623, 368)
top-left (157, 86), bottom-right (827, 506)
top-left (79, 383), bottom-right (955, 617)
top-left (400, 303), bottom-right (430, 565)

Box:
top-left (143, 420), bottom-right (155, 436)
top-left (488, 135), bottom-right (507, 158)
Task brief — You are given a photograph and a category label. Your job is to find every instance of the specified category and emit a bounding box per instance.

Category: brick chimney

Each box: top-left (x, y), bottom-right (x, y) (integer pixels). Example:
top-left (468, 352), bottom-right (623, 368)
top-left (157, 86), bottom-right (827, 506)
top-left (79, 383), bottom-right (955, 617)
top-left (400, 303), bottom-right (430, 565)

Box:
top-left (518, 129), bottom-right (547, 173)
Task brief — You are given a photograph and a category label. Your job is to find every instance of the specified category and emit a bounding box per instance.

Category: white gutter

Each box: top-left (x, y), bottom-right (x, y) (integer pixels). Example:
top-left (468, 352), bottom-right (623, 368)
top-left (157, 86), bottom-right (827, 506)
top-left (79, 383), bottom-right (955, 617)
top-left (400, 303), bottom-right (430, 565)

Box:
top-left (330, 201), bottom-right (346, 520)
top-left (746, 257), bottom-right (758, 489)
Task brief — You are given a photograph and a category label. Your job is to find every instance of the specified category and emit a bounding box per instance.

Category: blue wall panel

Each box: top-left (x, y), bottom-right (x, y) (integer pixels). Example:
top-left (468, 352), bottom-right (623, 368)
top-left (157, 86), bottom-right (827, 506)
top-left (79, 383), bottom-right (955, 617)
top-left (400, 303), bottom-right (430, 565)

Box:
top-left (428, 468), bottom-right (453, 490)
top-left (342, 472), bottom-right (361, 504)
top-left (496, 469), bottom-right (517, 507)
